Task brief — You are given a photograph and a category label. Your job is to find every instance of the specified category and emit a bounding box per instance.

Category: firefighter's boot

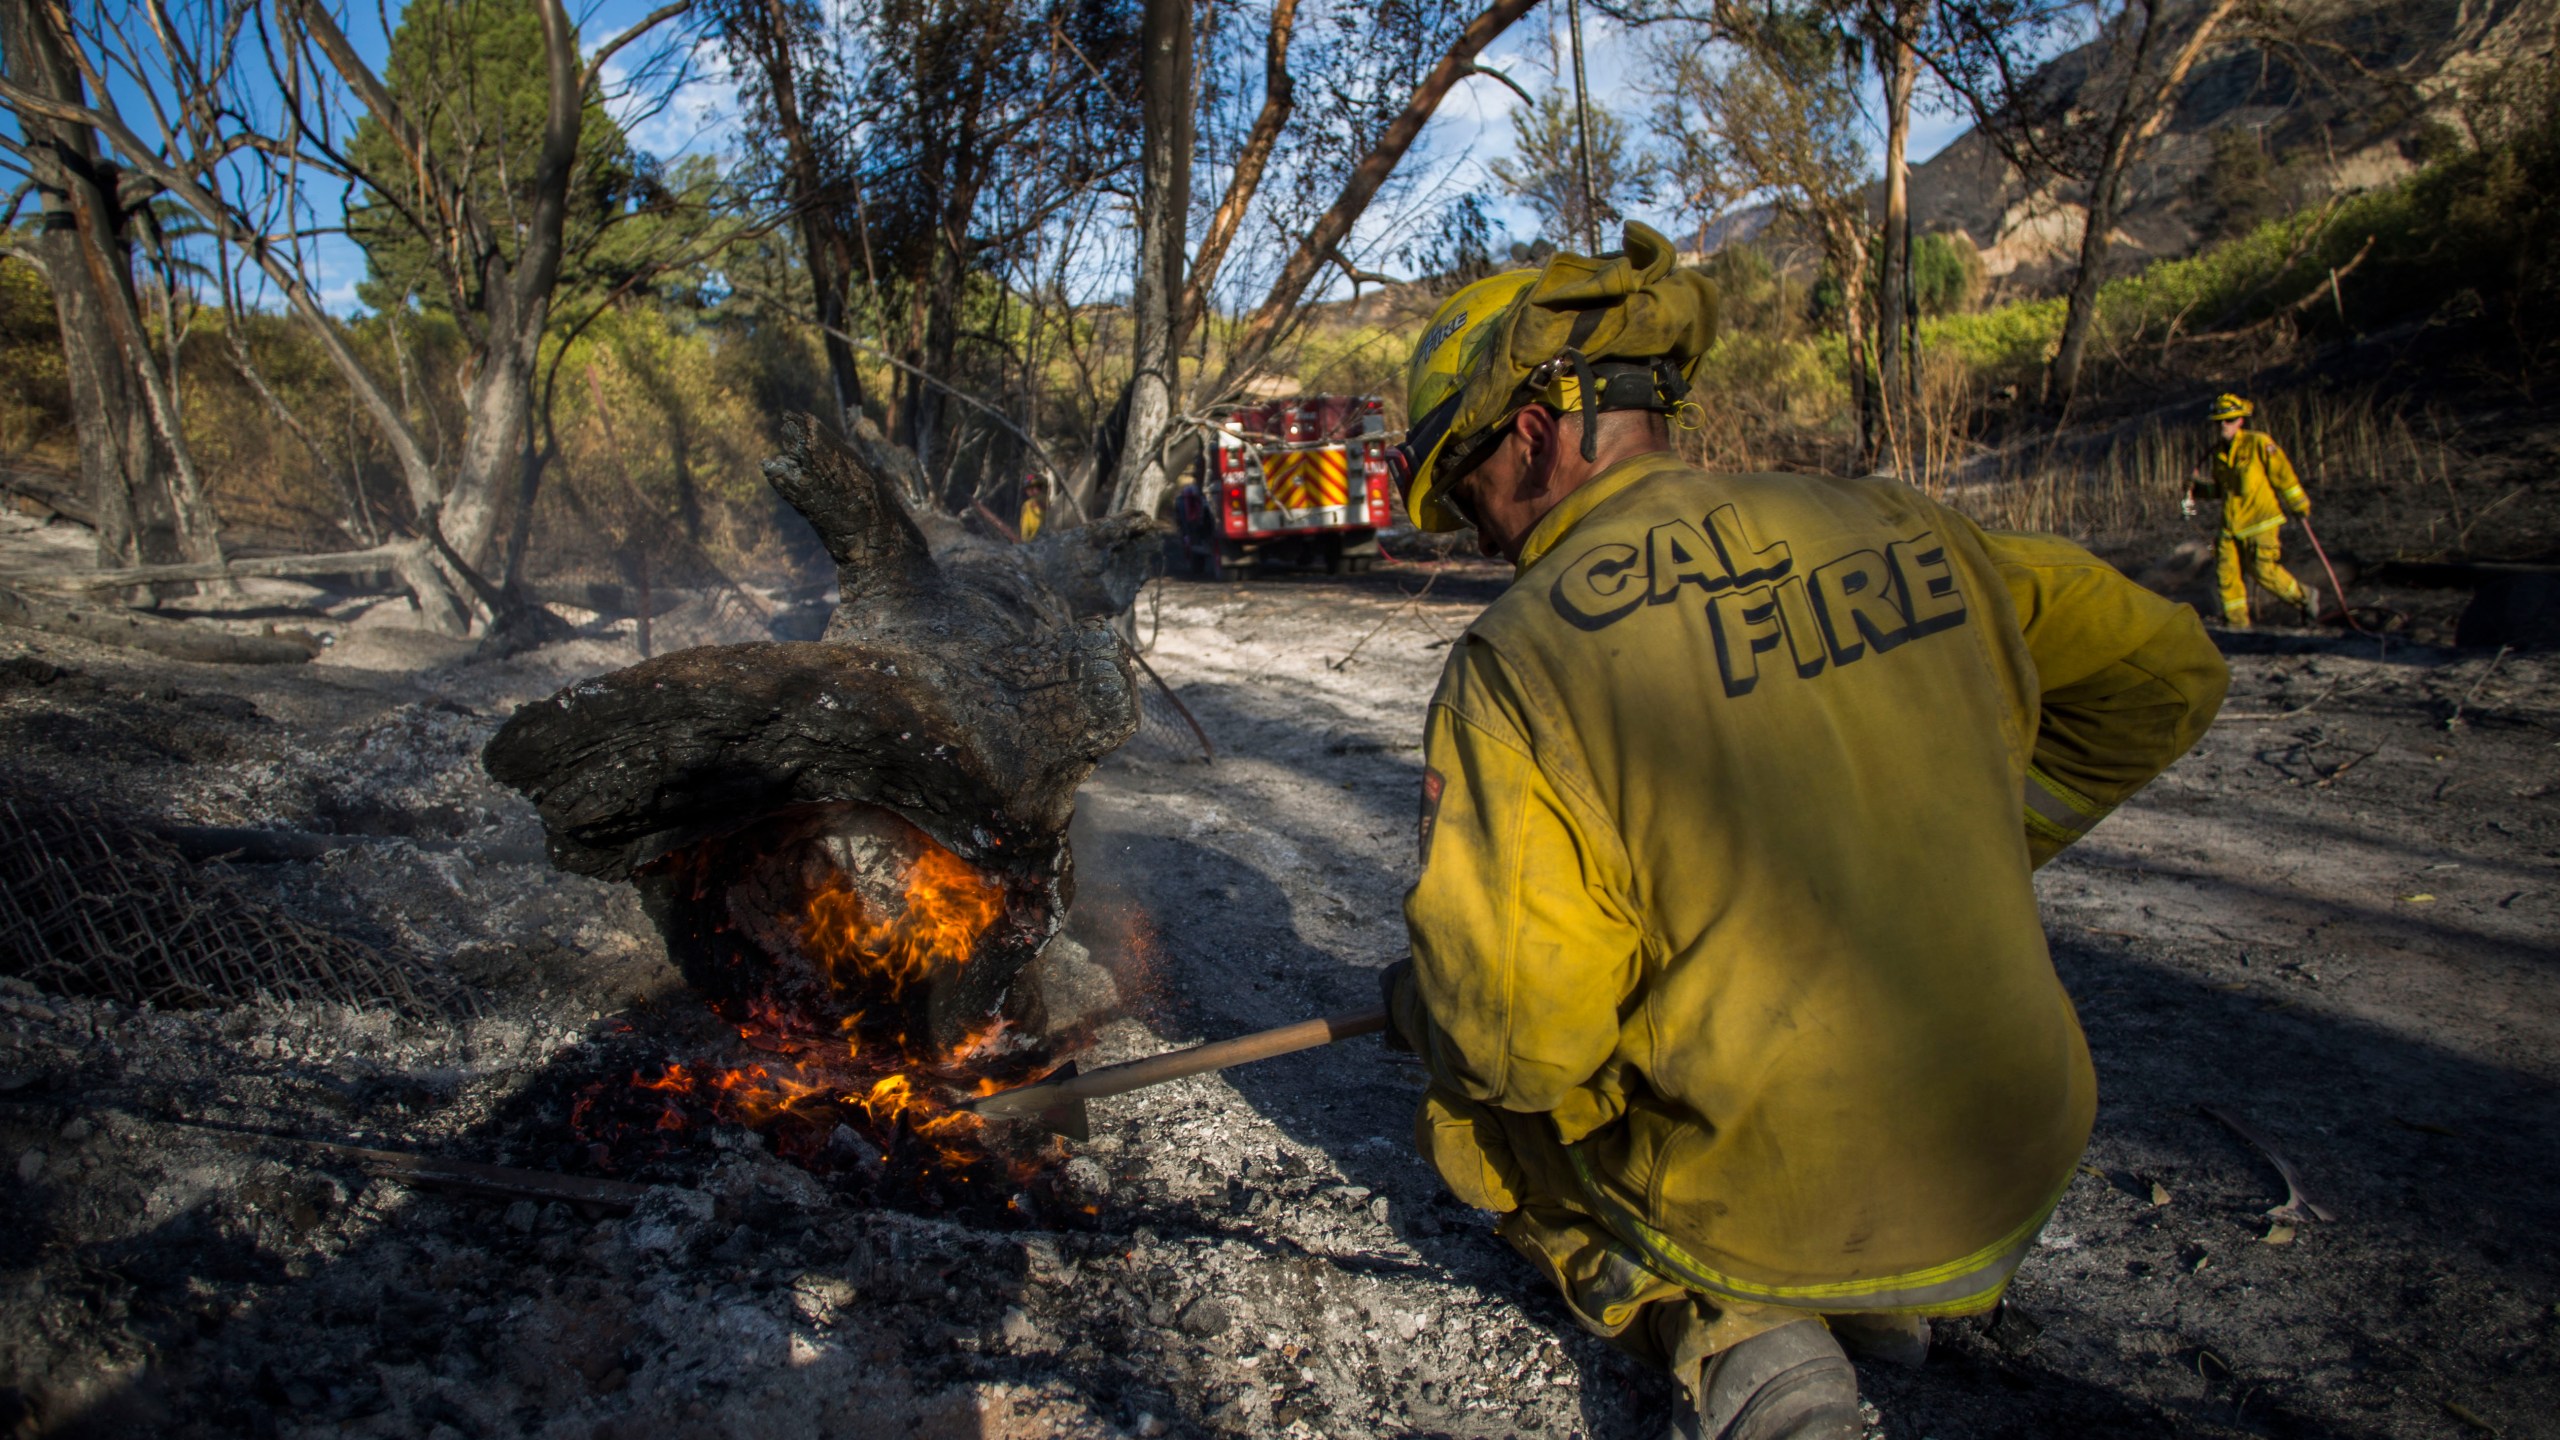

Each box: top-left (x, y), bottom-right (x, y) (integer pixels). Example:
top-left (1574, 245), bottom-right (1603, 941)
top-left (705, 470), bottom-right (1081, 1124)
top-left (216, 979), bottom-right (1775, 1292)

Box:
top-left (1827, 1312), bottom-right (1930, 1369)
top-left (1671, 1320), bottom-right (1862, 1440)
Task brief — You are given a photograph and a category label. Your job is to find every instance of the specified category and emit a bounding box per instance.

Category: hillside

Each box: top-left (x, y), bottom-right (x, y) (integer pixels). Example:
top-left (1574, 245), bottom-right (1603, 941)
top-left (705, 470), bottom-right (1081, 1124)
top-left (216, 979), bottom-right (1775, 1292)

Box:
top-left (1910, 0), bottom-right (2554, 296)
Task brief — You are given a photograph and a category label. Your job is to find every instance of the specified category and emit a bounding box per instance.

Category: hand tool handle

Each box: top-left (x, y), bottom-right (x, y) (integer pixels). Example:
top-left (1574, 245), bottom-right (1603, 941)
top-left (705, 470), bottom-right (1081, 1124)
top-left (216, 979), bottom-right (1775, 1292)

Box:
top-left (2297, 515), bottom-right (2369, 636)
top-left (971, 1006), bottom-right (1387, 1116)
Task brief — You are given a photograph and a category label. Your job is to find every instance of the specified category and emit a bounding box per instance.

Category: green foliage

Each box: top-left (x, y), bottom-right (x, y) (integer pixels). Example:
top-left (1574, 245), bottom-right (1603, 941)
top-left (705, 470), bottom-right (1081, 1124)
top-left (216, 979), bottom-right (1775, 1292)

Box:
top-left (1290, 320), bottom-right (1411, 405)
top-left (1922, 295), bottom-right (2062, 379)
top-left (2403, 117), bottom-right (2465, 166)
top-left (0, 259), bottom-right (68, 459)
top-left (1910, 231), bottom-right (1984, 317)
top-left (1697, 245), bottom-right (1790, 333)
top-left (346, 0), bottom-right (647, 314)
top-left (539, 301), bottom-right (786, 564)
top-left (1490, 89), bottom-right (1648, 248)
top-left (1695, 326), bottom-right (1845, 428)
top-left (1677, 243), bottom-right (1852, 463)
top-left (1907, 63), bottom-right (2560, 394)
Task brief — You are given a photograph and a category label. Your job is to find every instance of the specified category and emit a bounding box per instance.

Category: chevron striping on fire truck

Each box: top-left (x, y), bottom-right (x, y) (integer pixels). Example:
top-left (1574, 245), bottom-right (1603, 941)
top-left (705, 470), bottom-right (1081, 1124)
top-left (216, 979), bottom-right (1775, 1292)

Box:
top-left (1203, 396), bottom-right (1395, 577)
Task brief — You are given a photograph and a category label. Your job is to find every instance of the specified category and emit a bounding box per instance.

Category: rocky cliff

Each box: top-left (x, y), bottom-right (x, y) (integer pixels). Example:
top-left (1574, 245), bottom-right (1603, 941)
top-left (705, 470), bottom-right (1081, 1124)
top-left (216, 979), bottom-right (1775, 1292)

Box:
top-left (1909, 0), bottom-right (2551, 296)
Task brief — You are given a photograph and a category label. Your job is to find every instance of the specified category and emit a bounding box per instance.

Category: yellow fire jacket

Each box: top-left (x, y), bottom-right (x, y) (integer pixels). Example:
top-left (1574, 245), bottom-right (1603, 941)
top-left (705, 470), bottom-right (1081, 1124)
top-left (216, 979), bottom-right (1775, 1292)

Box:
top-left (2200, 430), bottom-right (2310, 539)
top-left (1396, 452), bottom-right (2228, 1313)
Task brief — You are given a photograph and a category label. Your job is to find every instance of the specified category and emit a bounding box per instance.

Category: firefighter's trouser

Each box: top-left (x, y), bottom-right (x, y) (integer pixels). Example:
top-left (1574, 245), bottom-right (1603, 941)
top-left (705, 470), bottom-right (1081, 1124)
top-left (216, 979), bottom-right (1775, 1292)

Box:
top-left (1417, 1086), bottom-right (1986, 1393)
top-left (2216, 529), bottom-right (2307, 625)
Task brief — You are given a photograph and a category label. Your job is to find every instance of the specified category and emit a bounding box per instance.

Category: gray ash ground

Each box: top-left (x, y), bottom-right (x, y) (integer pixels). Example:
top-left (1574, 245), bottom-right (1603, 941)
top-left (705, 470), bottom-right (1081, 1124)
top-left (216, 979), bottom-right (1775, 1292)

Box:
top-left (2, 527), bottom-right (2558, 1438)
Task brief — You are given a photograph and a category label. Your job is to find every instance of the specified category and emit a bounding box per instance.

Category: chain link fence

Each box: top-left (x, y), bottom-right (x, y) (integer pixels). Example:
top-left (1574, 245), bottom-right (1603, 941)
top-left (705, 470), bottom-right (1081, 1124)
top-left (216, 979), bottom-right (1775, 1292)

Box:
top-left (0, 790), bottom-right (467, 1015)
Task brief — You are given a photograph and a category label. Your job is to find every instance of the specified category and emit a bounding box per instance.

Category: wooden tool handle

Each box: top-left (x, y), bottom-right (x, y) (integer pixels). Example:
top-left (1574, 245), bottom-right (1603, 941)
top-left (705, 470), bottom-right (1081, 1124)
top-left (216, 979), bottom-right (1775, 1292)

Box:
top-left (974, 1006), bottom-right (1387, 1115)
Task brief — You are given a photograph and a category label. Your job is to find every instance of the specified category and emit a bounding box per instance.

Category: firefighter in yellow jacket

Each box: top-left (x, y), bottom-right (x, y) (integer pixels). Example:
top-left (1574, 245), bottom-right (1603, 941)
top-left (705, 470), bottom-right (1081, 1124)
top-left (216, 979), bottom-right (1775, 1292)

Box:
top-left (2187, 394), bottom-right (2318, 627)
top-left (1018, 476), bottom-right (1048, 542)
top-left (1379, 225), bottom-right (2229, 1440)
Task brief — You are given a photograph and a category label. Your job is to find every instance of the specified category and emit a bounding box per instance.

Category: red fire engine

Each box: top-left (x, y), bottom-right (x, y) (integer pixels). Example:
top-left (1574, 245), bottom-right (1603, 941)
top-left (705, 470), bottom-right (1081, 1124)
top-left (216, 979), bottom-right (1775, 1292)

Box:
top-left (1199, 396), bottom-right (1395, 578)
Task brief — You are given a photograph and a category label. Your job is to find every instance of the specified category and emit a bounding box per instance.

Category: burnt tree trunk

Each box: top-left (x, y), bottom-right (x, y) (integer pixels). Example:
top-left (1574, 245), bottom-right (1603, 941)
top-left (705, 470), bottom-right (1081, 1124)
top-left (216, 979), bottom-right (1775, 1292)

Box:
top-left (0, 0), bottom-right (217, 578)
top-left (484, 414), bottom-right (1157, 1048)
top-left (1874, 0), bottom-right (1920, 469)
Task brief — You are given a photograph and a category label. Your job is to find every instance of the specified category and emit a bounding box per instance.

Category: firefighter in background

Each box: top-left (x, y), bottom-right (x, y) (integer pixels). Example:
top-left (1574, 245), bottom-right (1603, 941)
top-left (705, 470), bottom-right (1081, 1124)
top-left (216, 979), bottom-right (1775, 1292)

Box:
top-left (1379, 224), bottom-right (2228, 1440)
top-left (2187, 393), bottom-right (2319, 627)
top-left (1017, 476), bottom-right (1047, 542)
top-left (1174, 476), bottom-right (1215, 577)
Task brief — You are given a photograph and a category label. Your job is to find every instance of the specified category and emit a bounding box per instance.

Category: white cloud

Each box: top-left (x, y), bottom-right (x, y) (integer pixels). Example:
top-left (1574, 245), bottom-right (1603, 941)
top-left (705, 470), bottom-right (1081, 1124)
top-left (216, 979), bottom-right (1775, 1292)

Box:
top-left (609, 64), bottom-right (744, 161)
top-left (585, 3), bottom-right (743, 161)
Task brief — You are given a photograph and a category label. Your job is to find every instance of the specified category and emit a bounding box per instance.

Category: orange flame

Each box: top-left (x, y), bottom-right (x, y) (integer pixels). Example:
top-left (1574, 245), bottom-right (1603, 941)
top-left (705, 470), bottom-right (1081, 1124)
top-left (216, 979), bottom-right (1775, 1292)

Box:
top-left (576, 826), bottom-right (1073, 1206)
top-left (798, 845), bottom-right (1005, 998)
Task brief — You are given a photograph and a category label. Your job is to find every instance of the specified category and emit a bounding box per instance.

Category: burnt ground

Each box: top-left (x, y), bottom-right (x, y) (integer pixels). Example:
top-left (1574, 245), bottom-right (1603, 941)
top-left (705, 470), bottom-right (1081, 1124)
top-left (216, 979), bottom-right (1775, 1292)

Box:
top-left (0, 515), bottom-right (2555, 1440)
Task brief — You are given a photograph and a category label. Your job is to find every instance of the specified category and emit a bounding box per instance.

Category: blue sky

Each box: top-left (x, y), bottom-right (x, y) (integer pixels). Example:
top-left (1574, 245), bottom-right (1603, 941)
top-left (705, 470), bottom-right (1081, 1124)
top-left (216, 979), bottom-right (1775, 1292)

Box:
top-left (579, 0), bottom-right (1988, 305)
top-left (1430, 6), bottom-right (1976, 262)
top-left (20, 0), bottom-right (1978, 315)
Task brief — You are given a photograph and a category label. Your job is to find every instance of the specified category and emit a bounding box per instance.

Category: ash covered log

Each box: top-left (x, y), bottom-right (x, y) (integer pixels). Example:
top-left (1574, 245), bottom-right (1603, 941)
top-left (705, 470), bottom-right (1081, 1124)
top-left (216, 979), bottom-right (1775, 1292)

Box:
top-left (0, 584), bottom-right (322, 665)
top-left (485, 415), bottom-right (1158, 1047)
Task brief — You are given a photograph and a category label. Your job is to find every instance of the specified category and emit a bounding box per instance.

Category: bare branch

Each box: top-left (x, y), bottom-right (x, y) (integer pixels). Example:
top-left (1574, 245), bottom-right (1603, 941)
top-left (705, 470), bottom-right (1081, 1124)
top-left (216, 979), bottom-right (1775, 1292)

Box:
top-left (731, 279), bottom-right (1076, 497)
top-left (1208, 0), bottom-right (1545, 397)
top-left (0, 62), bottom-right (444, 516)
top-left (1179, 0), bottom-right (1299, 343)
top-left (1463, 60), bottom-right (1535, 106)
top-left (580, 0), bottom-right (694, 95)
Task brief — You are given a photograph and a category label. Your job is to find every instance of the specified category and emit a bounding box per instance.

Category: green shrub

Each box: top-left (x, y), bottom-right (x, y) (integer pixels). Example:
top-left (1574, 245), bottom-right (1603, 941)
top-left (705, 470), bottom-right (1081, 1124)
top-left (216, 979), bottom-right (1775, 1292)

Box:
top-left (0, 259), bottom-right (67, 460)
top-left (1921, 296), bottom-right (2062, 380)
top-left (1911, 231), bottom-right (1985, 316)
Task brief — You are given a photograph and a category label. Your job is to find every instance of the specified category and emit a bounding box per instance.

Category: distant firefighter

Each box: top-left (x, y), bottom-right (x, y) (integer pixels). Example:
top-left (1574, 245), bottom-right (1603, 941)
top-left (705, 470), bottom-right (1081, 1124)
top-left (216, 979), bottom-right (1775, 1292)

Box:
top-left (2187, 394), bottom-right (2319, 627)
top-left (1018, 475), bottom-right (1047, 542)
top-left (1173, 477), bottom-right (1214, 576)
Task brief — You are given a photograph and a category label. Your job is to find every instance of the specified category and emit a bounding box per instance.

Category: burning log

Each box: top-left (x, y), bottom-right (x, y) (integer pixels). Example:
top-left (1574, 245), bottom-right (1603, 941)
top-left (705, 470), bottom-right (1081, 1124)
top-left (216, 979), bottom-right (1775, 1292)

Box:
top-left (483, 415), bottom-right (1157, 1206)
top-left (485, 415), bottom-right (1156, 1036)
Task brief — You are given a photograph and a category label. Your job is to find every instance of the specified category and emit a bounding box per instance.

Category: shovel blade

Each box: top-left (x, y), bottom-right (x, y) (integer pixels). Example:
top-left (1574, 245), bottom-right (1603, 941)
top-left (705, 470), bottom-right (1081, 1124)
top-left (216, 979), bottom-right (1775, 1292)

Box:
top-left (968, 1060), bottom-right (1090, 1140)
top-left (1035, 1094), bottom-right (1090, 1141)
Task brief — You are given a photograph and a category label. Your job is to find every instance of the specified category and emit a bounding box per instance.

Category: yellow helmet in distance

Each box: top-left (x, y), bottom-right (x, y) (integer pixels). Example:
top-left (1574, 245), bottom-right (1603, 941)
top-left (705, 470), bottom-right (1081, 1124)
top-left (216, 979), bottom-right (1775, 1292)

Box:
top-left (2208, 393), bottom-right (2254, 421)
top-left (1393, 270), bottom-right (1537, 532)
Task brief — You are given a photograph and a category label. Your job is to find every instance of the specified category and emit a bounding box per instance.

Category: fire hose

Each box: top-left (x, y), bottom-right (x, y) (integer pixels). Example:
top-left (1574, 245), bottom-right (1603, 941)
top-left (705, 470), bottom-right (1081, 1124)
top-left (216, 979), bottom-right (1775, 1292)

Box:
top-left (963, 1006), bottom-right (1388, 1138)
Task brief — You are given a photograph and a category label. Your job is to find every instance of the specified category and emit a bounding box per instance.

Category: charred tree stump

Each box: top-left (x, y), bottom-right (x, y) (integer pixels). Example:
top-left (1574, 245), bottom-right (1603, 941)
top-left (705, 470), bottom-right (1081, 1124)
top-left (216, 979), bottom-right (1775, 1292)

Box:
top-left (484, 415), bottom-right (1159, 1048)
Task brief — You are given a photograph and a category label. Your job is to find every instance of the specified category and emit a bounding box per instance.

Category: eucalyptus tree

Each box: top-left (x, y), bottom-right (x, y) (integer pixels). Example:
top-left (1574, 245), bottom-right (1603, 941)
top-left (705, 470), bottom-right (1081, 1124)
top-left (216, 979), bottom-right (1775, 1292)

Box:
top-left (0, 0), bottom-right (714, 631)
top-left (1491, 87), bottom-right (1650, 248)
top-left (1653, 10), bottom-right (1881, 454)
top-left (714, 0), bottom-right (872, 432)
top-left (1092, 0), bottom-right (1546, 519)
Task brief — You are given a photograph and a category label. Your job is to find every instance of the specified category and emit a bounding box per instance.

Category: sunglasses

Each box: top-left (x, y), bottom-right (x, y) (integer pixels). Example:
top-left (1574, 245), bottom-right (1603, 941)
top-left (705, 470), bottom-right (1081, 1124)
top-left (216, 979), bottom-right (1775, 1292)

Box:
top-left (1385, 394), bottom-right (1512, 531)
top-left (1384, 392), bottom-right (1461, 503)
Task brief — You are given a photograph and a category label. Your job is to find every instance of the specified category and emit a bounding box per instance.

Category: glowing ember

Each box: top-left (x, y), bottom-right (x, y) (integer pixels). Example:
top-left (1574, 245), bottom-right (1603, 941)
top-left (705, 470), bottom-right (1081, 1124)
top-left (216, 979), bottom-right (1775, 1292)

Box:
top-left (570, 818), bottom-right (1081, 1218)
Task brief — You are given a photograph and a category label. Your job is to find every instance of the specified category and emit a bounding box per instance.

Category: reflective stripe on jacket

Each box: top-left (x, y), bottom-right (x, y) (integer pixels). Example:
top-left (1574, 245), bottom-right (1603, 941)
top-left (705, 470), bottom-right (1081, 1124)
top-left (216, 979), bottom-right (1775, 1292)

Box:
top-left (1398, 453), bottom-right (2229, 1311)
top-left (2204, 430), bottom-right (2309, 539)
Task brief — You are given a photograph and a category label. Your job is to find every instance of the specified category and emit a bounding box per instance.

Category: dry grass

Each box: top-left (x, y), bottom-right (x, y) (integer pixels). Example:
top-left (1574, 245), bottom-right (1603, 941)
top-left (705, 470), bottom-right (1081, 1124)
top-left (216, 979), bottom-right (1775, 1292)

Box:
top-left (1891, 372), bottom-right (2472, 547)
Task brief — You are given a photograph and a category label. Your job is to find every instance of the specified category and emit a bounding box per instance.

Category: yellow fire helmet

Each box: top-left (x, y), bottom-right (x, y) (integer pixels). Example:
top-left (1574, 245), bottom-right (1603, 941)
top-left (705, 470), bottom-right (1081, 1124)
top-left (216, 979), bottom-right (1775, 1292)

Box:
top-left (1395, 270), bottom-right (1537, 530)
top-left (2208, 393), bottom-right (2255, 421)
top-left (1388, 221), bottom-right (1720, 532)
